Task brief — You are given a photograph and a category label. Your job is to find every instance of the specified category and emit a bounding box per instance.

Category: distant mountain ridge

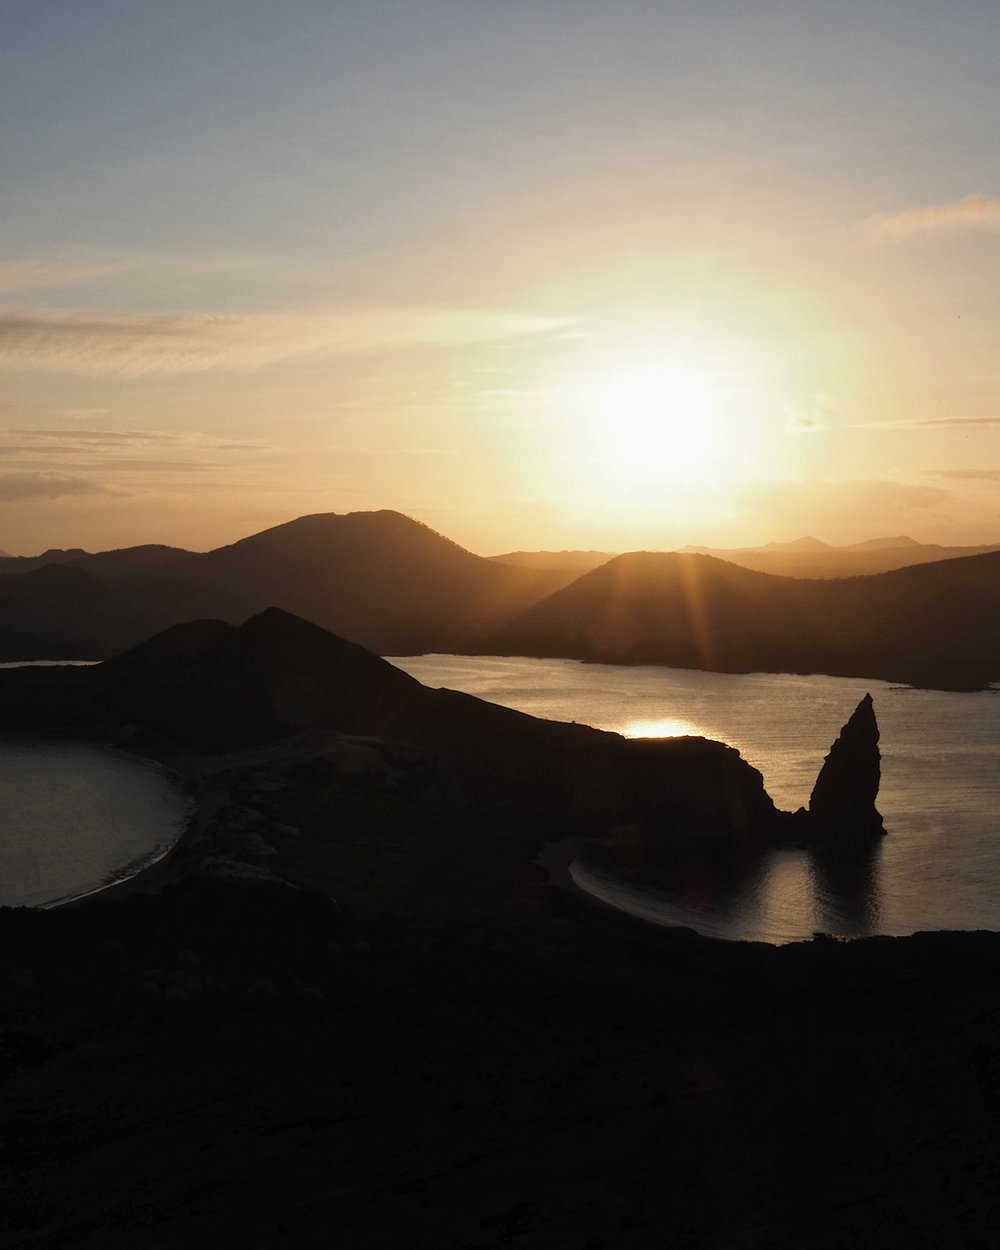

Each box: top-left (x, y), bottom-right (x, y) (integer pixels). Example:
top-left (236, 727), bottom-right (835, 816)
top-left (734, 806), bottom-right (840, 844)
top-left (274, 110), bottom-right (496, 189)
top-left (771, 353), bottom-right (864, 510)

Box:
top-left (120, 510), bottom-right (575, 655)
top-left (488, 549), bottom-right (616, 576)
top-left (679, 536), bottom-right (1000, 578)
top-left (1, 510), bottom-right (999, 688)
top-left (0, 544), bottom-right (193, 578)
top-left (0, 512), bottom-right (577, 660)
top-left (760, 536), bottom-right (831, 552)
top-left (490, 547), bottom-right (1000, 690)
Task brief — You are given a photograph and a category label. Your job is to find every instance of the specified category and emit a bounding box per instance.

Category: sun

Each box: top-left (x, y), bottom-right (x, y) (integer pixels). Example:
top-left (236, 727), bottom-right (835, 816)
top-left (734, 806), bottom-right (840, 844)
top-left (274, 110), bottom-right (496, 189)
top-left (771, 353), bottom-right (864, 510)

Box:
top-left (582, 360), bottom-right (725, 483)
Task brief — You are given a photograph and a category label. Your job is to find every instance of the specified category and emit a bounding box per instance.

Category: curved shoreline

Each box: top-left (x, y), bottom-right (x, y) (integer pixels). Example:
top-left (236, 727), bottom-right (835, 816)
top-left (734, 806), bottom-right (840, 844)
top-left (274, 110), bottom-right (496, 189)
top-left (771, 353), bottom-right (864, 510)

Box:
top-left (535, 835), bottom-right (760, 951)
top-left (0, 735), bottom-right (198, 911)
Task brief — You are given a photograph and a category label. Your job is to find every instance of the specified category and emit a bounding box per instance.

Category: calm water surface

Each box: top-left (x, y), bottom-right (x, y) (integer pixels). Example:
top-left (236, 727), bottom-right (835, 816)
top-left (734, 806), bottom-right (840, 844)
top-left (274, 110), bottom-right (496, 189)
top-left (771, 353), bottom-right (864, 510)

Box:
top-left (0, 737), bottom-right (192, 908)
top-left (392, 655), bottom-right (1000, 943)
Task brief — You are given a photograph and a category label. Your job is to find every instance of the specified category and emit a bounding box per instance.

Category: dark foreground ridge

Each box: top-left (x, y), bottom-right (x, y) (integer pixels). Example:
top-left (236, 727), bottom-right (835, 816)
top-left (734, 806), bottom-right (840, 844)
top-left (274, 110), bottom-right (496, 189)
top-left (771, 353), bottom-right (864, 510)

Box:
top-left (1, 612), bottom-right (997, 1248)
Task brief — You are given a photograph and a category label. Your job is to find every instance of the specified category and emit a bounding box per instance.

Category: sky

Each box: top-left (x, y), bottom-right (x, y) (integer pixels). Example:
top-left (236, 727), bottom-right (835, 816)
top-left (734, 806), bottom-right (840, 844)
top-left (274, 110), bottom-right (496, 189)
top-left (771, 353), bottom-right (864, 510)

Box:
top-left (2, 0), bottom-right (1000, 556)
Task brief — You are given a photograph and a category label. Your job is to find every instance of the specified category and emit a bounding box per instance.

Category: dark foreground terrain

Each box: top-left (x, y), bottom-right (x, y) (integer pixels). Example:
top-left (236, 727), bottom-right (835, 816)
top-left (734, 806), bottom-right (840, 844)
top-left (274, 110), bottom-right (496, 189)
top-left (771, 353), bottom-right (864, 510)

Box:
top-left (4, 880), bottom-right (1000, 1249)
top-left (2, 611), bottom-right (999, 1247)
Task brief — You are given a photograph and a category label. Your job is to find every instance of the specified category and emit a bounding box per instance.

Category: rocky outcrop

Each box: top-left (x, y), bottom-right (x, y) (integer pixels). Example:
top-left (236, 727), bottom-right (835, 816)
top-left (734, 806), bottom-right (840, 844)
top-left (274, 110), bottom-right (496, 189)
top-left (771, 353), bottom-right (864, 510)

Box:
top-left (808, 693), bottom-right (884, 838)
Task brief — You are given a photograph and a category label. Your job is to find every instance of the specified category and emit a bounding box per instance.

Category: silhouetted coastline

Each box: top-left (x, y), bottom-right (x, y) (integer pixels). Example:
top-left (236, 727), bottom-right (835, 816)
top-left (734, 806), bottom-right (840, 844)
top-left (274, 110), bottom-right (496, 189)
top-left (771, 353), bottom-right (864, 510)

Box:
top-left (2, 612), bottom-right (999, 1247)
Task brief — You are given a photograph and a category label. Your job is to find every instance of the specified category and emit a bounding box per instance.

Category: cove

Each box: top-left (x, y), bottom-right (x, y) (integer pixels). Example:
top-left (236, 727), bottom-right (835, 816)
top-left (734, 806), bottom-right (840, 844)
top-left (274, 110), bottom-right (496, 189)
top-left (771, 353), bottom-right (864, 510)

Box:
top-left (0, 737), bottom-right (193, 909)
top-left (392, 654), bottom-right (1000, 942)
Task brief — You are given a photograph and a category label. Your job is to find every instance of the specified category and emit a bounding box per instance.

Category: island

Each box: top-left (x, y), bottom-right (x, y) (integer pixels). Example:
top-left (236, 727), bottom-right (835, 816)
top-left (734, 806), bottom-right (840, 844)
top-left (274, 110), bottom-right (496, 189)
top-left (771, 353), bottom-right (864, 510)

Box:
top-left (1, 610), bottom-right (998, 1248)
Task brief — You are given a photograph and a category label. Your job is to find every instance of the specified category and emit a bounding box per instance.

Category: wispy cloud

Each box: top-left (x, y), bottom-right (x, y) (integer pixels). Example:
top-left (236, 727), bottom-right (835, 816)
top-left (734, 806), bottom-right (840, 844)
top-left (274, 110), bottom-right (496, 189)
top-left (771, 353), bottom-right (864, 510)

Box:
top-left (7, 427), bottom-right (271, 448)
top-left (852, 415), bottom-right (1000, 429)
top-left (0, 308), bottom-right (567, 377)
top-left (0, 428), bottom-right (274, 481)
top-left (47, 408), bottom-right (110, 420)
top-left (927, 468), bottom-right (1000, 482)
top-left (0, 256), bottom-right (132, 294)
top-left (0, 472), bottom-right (126, 503)
top-left (904, 415), bottom-right (1000, 428)
top-left (11, 428), bottom-right (187, 445)
top-left (864, 193), bottom-right (1000, 241)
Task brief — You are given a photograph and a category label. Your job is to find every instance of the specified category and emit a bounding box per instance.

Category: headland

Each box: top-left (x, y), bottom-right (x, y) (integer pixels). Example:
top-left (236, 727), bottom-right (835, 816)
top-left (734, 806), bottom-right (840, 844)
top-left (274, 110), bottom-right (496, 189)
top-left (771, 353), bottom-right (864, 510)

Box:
top-left (2, 610), bottom-right (998, 1248)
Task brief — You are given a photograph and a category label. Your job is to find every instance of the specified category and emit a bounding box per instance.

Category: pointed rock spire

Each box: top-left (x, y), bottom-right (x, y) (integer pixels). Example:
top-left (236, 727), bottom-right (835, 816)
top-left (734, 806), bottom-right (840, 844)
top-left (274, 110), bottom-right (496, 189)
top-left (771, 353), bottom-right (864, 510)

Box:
top-left (808, 693), bottom-right (884, 838)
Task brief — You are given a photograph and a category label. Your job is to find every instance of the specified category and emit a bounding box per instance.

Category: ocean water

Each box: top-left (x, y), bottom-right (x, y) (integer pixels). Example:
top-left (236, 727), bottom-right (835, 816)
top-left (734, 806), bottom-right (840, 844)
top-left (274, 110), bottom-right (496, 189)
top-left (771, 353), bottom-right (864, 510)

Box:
top-left (391, 655), bottom-right (1000, 943)
top-left (0, 737), bottom-right (193, 908)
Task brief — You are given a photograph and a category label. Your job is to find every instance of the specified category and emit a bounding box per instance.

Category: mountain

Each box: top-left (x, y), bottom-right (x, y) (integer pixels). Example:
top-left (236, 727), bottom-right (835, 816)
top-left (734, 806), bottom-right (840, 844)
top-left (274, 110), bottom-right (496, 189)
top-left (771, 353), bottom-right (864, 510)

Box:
top-left (0, 544), bottom-right (193, 580)
top-left (491, 548), bottom-right (1000, 689)
top-left (0, 547), bottom-right (89, 573)
top-left (94, 608), bottom-right (429, 751)
top-left (760, 536), bottom-right (831, 552)
top-left (492, 551), bottom-right (842, 673)
top-left (72, 544), bottom-right (194, 581)
top-left (0, 545), bottom-right (196, 658)
top-left (3, 510), bottom-right (999, 687)
top-left (677, 537), bottom-right (1000, 579)
top-left (118, 510), bottom-right (574, 655)
top-left (0, 512), bottom-right (573, 661)
top-left (842, 535), bottom-right (922, 552)
top-left (0, 564), bottom-right (119, 659)
top-left (488, 549), bottom-right (615, 579)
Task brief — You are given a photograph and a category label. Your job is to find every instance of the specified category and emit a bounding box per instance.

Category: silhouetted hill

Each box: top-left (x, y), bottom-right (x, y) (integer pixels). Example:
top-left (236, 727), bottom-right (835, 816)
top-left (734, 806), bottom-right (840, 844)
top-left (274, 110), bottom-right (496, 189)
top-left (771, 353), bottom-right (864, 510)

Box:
top-left (0, 607), bottom-right (790, 860)
top-left (488, 549), bottom-right (615, 579)
top-left (120, 510), bottom-right (572, 655)
top-left (94, 608), bottom-right (428, 750)
top-left (3, 511), bottom-right (998, 686)
top-left (493, 552), bottom-right (840, 673)
top-left (842, 534), bottom-right (921, 551)
top-left (0, 513), bottom-right (573, 661)
top-left (761, 536), bottom-right (831, 552)
top-left (492, 548), bottom-right (1000, 689)
top-left (0, 564), bottom-right (120, 659)
top-left (678, 536), bottom-right (1000, 579)
top-left (0, 544), bottom-right (193, 582)
top-left (72, 543), bottom-right (194, 581)
top-left (0, 546), bottom-right (89, 573)
top-left (90, 606), bottom-right (643, 787)
top-left (0, 546), bottom-right (194, 659)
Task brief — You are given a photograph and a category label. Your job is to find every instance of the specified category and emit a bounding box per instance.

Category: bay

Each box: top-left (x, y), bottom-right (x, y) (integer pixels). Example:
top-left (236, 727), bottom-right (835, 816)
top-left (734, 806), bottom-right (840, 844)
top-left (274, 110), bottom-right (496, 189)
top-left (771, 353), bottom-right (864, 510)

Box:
top-left (0, 737), bottom-right (192, 909)
top-left (391, 654), bottom-right (1000, 943)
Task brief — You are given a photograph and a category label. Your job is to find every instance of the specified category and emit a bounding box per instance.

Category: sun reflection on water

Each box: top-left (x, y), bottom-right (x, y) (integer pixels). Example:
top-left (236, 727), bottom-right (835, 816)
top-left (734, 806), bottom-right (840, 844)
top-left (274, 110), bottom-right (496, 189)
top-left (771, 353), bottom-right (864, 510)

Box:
top-left (620, 717), bottom-right (705, 739)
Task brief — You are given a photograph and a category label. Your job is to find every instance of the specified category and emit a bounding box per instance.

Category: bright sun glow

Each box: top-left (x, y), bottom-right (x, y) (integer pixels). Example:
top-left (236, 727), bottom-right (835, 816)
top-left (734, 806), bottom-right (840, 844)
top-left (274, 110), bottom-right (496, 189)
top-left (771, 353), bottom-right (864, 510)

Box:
top-left (581, 360), bottom-right (726, 483)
